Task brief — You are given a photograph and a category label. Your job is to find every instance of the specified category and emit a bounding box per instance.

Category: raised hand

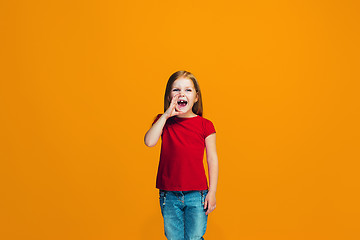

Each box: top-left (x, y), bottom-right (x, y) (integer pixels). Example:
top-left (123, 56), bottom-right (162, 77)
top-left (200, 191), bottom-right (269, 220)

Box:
top-left (164, 94), bottom-right (183, 118)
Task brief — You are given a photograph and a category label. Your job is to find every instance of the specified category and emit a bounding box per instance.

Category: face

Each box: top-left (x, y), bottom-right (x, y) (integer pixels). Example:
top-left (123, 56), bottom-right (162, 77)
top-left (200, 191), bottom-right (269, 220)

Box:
top-left (169, 77), bottom-right (199, 116)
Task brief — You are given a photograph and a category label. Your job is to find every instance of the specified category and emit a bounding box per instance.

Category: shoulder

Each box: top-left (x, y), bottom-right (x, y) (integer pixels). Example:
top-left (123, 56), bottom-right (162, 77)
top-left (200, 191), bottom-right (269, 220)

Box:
top-left (197, 116), bottom-right (216, 137)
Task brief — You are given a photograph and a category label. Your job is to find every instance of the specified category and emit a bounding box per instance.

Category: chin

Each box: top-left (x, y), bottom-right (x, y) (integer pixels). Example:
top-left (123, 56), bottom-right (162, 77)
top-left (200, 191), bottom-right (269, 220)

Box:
top-left (177, 107), bottom-right (189, 113)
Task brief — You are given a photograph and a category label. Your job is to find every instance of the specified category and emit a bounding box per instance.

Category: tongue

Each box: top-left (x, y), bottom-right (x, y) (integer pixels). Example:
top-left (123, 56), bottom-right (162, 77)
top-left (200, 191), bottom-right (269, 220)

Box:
top-left (179, 102), bottom-right (187, 107)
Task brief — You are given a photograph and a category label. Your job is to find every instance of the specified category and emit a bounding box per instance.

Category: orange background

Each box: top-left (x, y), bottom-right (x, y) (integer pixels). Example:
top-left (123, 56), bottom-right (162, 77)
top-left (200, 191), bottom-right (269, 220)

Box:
top-left (1, 0), bottom-right (359, 239)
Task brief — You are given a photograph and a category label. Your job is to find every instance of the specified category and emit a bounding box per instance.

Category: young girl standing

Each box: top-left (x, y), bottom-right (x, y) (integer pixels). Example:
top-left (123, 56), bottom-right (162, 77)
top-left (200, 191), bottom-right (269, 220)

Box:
top-left (144, 70), bottom-right (219, 240)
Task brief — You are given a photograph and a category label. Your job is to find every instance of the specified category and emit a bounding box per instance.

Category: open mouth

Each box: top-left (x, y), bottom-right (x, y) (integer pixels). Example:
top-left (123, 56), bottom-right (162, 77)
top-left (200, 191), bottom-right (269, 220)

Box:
top-left (177, 100), bottom-right (188, 107)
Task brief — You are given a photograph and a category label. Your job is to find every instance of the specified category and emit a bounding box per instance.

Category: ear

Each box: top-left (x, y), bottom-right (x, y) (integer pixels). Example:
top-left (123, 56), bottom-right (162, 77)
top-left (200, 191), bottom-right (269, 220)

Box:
top-left (195, 93), bottom-right (199, 103)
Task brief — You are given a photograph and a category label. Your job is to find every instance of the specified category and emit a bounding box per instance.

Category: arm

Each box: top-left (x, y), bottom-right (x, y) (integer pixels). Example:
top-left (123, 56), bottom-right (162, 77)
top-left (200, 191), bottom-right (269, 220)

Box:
top-left (144, 94), bottom-right (182, 147)
top-left (204, 133), bottom-right (219, 215)
top-left (144, 114), bottom-right (168, 147)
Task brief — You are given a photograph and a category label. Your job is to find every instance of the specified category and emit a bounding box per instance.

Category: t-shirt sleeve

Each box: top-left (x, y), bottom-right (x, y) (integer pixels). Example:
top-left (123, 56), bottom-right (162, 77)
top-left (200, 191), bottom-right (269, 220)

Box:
top-left (152, 114), bottom-right (162, 125)
top-left (204, 119), bottom-right (216, 138)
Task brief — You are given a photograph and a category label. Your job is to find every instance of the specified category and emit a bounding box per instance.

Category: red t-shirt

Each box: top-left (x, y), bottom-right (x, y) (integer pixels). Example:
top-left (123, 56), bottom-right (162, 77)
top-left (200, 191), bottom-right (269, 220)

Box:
top-left (152, 114), bottom-right (216, 191)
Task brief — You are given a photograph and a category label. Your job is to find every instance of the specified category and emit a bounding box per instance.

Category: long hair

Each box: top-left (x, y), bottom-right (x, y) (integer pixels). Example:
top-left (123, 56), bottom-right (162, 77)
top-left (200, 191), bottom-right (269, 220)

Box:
top-left (164, 70), bottom-right (203, 116)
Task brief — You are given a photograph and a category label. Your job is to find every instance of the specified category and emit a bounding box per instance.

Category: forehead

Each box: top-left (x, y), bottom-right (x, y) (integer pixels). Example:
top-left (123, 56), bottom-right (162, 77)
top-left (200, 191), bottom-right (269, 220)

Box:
top-left (172, 77), bottom-right (195, 88)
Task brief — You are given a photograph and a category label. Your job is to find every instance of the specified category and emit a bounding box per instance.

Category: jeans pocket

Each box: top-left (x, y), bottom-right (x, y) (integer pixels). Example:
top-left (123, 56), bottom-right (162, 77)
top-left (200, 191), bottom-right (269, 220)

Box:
top-left (200, 190), bottom-right (208, 207)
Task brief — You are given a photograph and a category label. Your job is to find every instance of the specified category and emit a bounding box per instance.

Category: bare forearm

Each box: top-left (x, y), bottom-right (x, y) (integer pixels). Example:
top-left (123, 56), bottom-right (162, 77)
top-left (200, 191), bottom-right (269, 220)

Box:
top-left (208, 157), bottom-right (219, 193)
top-left (144, 114), bottom-right (168, 147)
top-left (204, 133), bottom-right (219, 194)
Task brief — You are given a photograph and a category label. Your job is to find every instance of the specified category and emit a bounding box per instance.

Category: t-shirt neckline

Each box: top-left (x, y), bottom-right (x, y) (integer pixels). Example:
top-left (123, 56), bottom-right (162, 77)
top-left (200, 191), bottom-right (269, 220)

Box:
top-left (174, 115), bottom-right (199, 121)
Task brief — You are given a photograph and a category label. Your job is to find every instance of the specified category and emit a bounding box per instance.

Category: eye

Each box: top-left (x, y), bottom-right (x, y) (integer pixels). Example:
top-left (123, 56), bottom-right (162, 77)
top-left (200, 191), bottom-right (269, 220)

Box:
top-left (186, 89), bottom-right (192, 92)
top-left (172, 89), bottom-right (179, 91)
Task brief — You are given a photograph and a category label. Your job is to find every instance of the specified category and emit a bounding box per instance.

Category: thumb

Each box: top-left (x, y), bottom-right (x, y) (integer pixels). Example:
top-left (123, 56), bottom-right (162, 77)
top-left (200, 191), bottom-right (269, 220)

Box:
top-left (204, 198), bottom-right (208, 210)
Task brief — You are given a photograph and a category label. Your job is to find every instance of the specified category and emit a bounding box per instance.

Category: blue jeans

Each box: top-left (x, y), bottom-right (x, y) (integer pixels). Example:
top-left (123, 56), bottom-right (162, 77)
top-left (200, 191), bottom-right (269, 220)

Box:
top-left (159, 190), bottom-right (209, 240)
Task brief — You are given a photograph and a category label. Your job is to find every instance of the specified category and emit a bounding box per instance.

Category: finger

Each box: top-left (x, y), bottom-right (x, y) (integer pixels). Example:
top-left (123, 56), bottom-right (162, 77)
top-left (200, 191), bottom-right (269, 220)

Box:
top-left (171, 94), bottom-right (180, 103)
top-left (204, 199), bottom-right (208, 210)
top-left (170, 102), bottom-right (177, 112)
top-left (211, 205), bottom-right (216, 213)
top-left (170, 95), bottom-right (180, 108)
top-left (205, 206), bottom-right (211, 215)
top-left (175, 105), bottom-right (181, 112)
top-left (173, 96), bottom-right (180, 107)
top-left (206, 204), bottom-right (215, 215)
top-left (174, 110), bottom-right (182, 115)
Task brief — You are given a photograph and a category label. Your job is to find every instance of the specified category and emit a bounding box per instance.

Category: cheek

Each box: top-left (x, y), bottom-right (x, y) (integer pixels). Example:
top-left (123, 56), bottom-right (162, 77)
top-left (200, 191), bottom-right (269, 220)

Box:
top-left (188, 93), bottom-right (196, 101)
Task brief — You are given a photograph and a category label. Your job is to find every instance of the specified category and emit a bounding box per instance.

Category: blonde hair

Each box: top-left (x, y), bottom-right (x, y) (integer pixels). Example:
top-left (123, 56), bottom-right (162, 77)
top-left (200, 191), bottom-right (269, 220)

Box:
top-left (164, 70), bottom-right (203, 116)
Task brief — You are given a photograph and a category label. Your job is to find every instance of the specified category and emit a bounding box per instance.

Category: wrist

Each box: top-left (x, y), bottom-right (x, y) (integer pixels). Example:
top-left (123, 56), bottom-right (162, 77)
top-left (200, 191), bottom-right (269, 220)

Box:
top-left (208, 189), bottom-right (216, 195)
top-left (162, 112), bottom-right (171, 120)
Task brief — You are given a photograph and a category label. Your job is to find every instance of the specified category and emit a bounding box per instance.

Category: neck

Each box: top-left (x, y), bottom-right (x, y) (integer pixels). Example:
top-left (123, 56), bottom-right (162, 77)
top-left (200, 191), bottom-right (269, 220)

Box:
top-left (176, 112), bottom-right (197, 118)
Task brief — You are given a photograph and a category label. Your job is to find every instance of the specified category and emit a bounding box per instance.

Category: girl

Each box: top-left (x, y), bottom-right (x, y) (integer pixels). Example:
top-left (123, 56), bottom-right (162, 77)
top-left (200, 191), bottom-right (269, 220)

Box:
top-left (144, 70), bottom-right (219, 240)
